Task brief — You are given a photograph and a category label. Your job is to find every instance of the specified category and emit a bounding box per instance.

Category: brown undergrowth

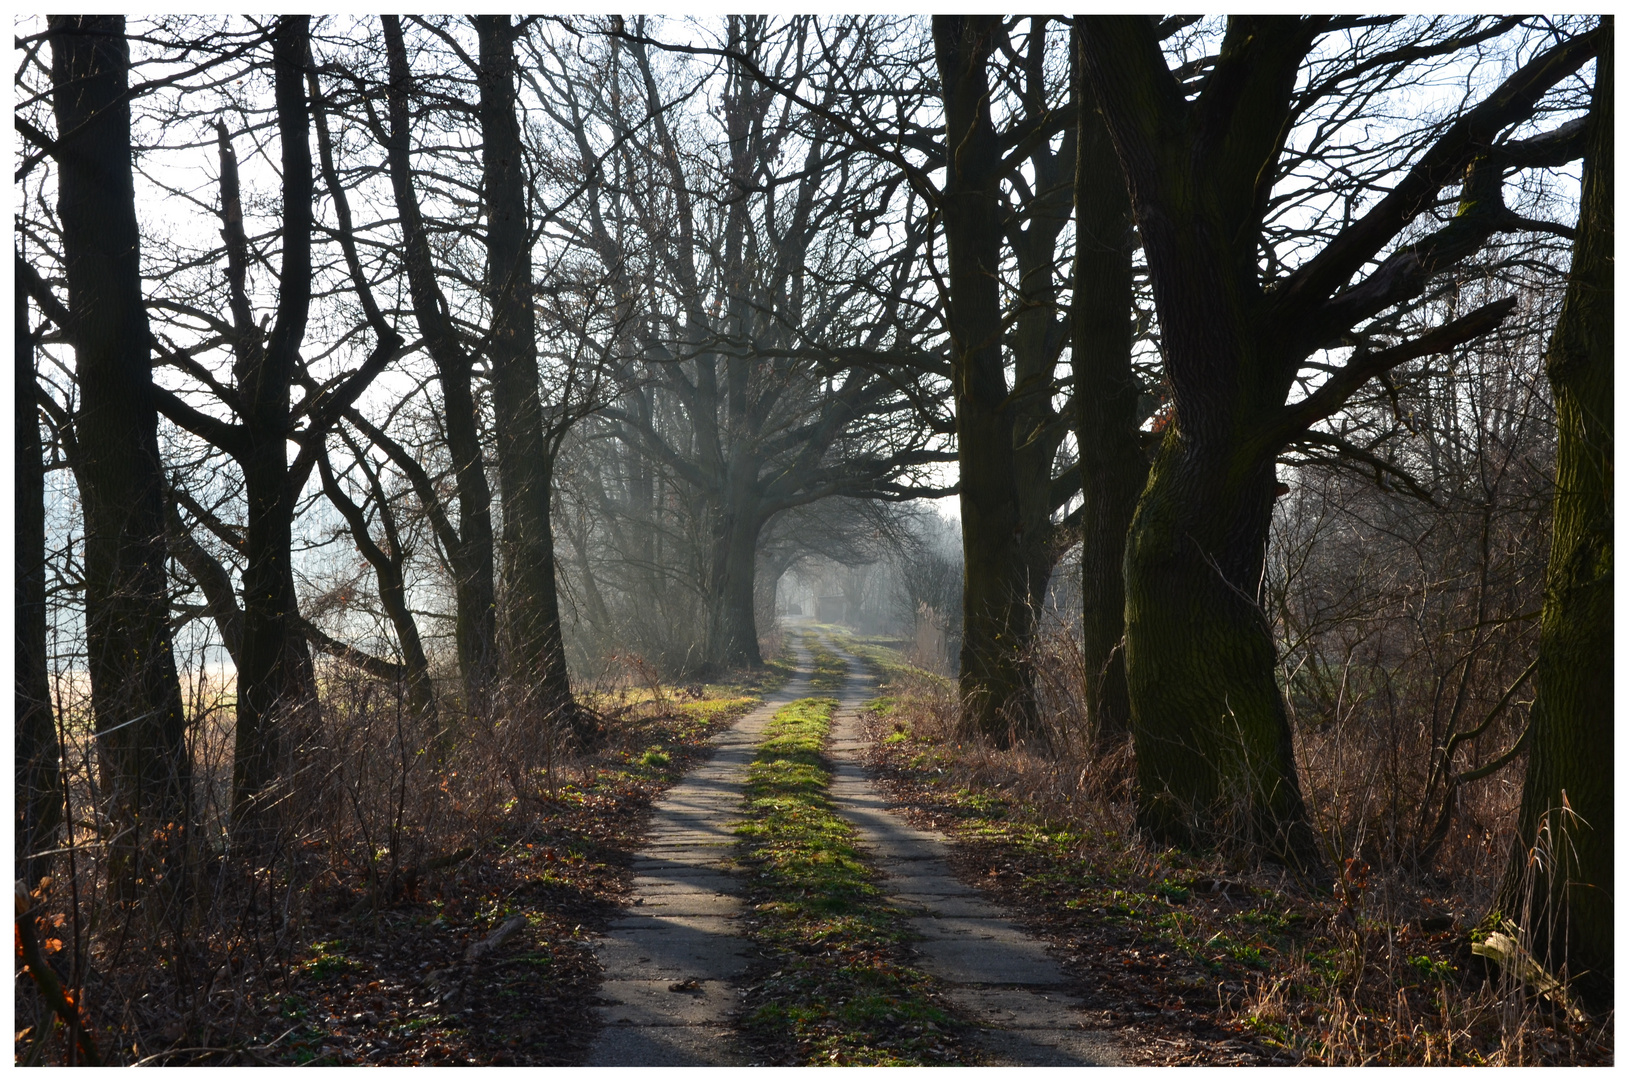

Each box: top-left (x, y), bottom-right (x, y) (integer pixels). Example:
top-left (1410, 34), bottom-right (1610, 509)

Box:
top-left (844, 635), bottom-right (1612, 1067)
top-left (14, 662), bottom-right (786, 1067)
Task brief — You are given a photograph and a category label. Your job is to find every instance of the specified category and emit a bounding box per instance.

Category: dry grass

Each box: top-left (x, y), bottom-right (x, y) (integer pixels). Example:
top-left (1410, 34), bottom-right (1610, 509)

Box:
top-left (14, 647), bottom-right (778, 1066)
top-left (842, 629), bottom-right (1612, 1067)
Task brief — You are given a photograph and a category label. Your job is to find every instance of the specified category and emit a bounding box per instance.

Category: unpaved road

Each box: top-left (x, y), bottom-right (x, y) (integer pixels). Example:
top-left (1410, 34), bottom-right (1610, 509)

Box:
top-left (585, 631), bottom-right (1122, 1066)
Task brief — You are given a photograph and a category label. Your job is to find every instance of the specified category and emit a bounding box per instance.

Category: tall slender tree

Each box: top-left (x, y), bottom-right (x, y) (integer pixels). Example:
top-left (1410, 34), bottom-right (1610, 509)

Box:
top-left (381, 15), bottom-right (500, 717)
top-left (932, 16), bottom-right (1083, 746)
top-left (476, 15), bottom-right (585, 741)
top-left (1070, 25), bottom-right (1145, 750)
top-left (45, 14), bottom-right (192, 885)
top-left (15, 279), bottom-right (62, 886)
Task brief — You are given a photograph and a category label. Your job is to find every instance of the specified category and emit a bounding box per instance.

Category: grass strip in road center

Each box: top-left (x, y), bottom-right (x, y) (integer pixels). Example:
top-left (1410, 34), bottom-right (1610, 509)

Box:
top-left (803, 633), bottom-right (847, 695)
top-left (732, 696), bottom-right (972, 1065)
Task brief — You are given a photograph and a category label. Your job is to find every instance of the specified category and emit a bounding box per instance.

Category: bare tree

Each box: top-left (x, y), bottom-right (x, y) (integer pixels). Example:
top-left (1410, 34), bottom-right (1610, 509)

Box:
top-left (15, 278), bottom-right (62, 887)
top-left (543, 16), bottom-right (952, 671)
top-left (34, 14), bottom-right (193, 889)
top-left (1079, 16), bottom-right (1597, 867)
top-left (149, 16), bottom-right (402, 827)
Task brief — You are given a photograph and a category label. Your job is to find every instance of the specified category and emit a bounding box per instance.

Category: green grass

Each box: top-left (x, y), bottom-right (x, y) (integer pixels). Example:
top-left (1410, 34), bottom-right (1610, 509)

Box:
top-left (299, 939), bottom-right (363, 981)
top-left (802, 636), bottom-right (848, 696)
top-left (734, 697), bottom-right (968, 1066)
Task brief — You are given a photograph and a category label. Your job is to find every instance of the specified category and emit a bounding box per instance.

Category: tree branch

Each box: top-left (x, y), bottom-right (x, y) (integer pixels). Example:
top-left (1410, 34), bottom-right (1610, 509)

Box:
top-left (1266, 296), bottom-right (1517, 449)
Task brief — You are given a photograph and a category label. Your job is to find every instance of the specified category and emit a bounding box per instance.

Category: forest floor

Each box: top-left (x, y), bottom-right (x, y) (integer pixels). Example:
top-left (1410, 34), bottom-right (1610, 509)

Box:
top-left (842, 633), bottom-right (1612, 1067)
top-left (222, 667), bottom-right (787, 1067)
top-left (56, 633), bottom-right (1605, 1066)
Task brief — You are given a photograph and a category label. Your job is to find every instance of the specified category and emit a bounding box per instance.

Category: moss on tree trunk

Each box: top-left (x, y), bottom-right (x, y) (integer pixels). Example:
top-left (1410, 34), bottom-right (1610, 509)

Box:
top-left (1123, 428), bottom-right (1319, 868)
top-left (1496, 26), bottom-right (1612, 1006)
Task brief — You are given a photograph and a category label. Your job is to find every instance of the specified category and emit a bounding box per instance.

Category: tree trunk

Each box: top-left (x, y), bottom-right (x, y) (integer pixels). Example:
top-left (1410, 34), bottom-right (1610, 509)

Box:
top-left (1080, 16), bottom-right (1595, 875)
top-left (234, 460), bottom-right (313, 820)
top-left (49, 14), bottom-right (192, 890)
top-left (934, 15), bottom-right (1050, 748)
top-left (230, 17), bottom-right (317, 826)
top-left (384, 15), bottom-right (498, 720)
top-left (1497, 27), bottom-right (1612, 1006)
top-left (1123, 430), bottom-right (1318, 864)
top-left (16, 282), bottom-right (62, 887)
top-left (1071, 33), bottom-right (1145, 751)
top-left (1079, 17), bottom-right (1322, 871)
top-left (703, 496), bottom-right (764, 669)
top-left (477, 15), bottom-right (587, 744)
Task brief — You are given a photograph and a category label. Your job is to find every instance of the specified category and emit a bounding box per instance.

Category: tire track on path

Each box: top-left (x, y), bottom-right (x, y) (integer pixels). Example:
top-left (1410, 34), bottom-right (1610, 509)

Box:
top-left (583, 660), bottom-right (809, 1066)
top-left (820, 632), bottom-right (1125, 1066)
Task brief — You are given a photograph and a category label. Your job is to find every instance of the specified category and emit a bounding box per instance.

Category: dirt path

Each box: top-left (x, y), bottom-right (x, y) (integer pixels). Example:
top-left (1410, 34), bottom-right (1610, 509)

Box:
top-left (587, 632), bottom-right (1122, 1066)
top-left (583, 664), bottom-right (808, 1066)
top-left (821, 635), bottom-right (1124, 1066)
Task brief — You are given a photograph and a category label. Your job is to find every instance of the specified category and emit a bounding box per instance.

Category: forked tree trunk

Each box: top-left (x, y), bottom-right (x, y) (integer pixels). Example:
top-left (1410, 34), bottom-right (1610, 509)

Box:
top-left (1497, 28), bottom-right (1612, 1006)
top-left (229, 17), bottom-right (318, 825)
top-left (49, 14), bottom-right (192, 890)
top-left (1079, 17), bottom-right (1325, 871)
top-left (1083, 13), bottom-right (1594, 875)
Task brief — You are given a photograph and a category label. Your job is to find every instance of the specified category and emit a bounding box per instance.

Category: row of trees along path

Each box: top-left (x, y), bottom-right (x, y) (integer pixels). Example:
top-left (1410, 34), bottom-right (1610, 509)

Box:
top-left (586, 629), bottom-right (1121, 1066)
top-left (15, 15), bottom-right (1610, 1029)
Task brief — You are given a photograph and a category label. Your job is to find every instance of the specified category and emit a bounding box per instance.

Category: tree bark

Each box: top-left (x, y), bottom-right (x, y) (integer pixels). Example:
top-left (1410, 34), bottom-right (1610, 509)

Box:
top-left (229, 17), bottom-right (318, 825)
top-left (1080, 16), bottom-right (1327, 869)
top-left (933, 15), bottom-right (1051, 748)
top-left (703, 494), bottom-right (766, 670)
top-left (476, 15), bottom-right (587, 743)
top-left (1071, 27), bottom-right (1145, 750)
top-left (1497, 26), bottom-right (1612, 1007)
top-left (383, 15), bottom-right (499, 720)
top-left (16, 281), bottom-right (62, 887)
top-left (1079, 16), bottom-right (1593, 873)
top-left (48, 14), bottom-right (192, 889)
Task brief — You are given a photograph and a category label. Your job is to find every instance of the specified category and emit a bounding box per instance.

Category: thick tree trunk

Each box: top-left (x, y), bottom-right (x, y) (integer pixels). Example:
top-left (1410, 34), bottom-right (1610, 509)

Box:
top-left (703, 498), bottom-right (764, 669)
top-left (477, 15), bottom-right (587, 744)
top-left (1497, 29), bottom-right (1612, 1006)
top-left (1123, 431), bottom-right (1318, 865)
top-left (1080, 16), bottom-right (1595, 874)
top-left (934, 15), bottom-right (1049, 747)
top-left (49, 15), bottom-right (192, 889)
top-left (16, 283), bottom-right (61, 887)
